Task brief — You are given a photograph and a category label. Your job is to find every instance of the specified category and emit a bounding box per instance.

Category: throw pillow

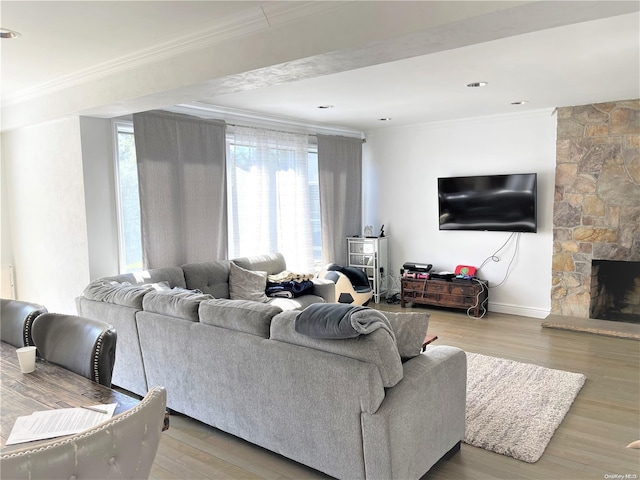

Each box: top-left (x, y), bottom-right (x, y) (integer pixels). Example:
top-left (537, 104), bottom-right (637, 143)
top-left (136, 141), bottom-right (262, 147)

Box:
top-left (229, 261), bottom-right (269, 303)
top-left (383, 311), bottom-right (431, 361)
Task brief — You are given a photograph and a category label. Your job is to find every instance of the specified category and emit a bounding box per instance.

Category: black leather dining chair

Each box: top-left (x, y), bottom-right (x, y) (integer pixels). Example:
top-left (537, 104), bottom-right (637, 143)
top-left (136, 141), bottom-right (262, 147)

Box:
top-left (31, 313), bottom-right (117, 387)
top-left (0, 298), bottom-right (48, 348)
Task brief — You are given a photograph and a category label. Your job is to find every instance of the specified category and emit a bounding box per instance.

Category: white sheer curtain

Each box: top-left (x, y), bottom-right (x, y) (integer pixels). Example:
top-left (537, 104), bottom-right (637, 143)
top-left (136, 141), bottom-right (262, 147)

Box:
top-left (227, 126), bottom-right (314, 272)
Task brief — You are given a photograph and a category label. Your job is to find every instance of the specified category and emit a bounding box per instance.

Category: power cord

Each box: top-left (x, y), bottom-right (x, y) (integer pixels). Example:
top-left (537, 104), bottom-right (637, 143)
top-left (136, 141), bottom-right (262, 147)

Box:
top-left (466, 278), bottom-right (488, 319)
top-left (383, 271), bottom-right (402, 304)
top-left (384, 271), bottom-right (401, 294)
top-left (477, 232), bottom-right (521, 289)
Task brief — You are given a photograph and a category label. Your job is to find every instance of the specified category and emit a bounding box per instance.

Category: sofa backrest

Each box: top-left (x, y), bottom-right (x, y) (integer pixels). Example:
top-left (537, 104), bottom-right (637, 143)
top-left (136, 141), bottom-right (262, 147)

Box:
top-left (142, 290), bottom-right (214, 322)
top-left (232, 252), bottom-right (286, 275)
top-left (81, 282), bottom-right (152, 310)
top-left (98, 267), bottom-right (187, 289)
top-left (181, 261), bottom-right (230, 298)
top-left (199, 299), bottom-right (282, 337)
top-left (269, 310), bottom-right (403, 388)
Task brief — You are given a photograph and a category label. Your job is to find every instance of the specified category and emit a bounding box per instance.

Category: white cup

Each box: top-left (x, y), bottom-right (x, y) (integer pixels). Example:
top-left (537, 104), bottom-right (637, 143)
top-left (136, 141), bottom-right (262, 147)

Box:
top-left (16, 346), bottom-right (37, 373)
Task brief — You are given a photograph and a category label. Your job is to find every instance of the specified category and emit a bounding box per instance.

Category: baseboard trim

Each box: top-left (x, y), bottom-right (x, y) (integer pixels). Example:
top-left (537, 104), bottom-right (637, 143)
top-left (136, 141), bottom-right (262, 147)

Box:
top-left (489, 303), bottom-right (549, 319)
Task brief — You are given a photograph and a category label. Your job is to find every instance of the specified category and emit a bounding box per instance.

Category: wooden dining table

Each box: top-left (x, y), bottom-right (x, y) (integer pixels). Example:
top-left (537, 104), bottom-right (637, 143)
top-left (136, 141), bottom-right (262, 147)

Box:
top-left (0, 341), bottom-right (140, 452)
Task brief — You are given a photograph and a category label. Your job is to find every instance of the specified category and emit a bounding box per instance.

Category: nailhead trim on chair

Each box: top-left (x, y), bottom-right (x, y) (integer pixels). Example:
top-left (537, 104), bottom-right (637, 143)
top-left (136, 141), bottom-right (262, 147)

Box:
top-left (23, 311), bottom-right (38, 347)
top-left (0, 387), bottom-right (165, 459)
top-left (92, 330), bottom-right (108, 384)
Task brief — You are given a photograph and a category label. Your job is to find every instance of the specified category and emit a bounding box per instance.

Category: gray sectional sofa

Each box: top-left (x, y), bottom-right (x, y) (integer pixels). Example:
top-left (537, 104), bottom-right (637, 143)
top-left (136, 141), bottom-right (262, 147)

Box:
top-left (76, 253), bottom-right (466, 479)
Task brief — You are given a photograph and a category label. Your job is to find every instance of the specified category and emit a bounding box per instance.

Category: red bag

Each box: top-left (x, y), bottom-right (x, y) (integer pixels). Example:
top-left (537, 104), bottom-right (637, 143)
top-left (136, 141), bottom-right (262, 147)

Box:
top-left (454, 265), bottom-right (477, 277)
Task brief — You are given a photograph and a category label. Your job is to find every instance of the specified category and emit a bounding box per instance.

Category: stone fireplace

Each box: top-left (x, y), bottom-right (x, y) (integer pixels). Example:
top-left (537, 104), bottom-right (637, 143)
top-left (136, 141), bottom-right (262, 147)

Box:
top-left (552, 99), bottom-right (640, 320)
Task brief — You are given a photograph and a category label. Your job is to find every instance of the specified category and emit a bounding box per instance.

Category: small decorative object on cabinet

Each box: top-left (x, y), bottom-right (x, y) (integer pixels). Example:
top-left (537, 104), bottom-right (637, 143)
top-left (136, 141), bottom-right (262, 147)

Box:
top-left (401, 277), bottom-right (488, 317)
top-left (347, 237), bottom-right (388, 303)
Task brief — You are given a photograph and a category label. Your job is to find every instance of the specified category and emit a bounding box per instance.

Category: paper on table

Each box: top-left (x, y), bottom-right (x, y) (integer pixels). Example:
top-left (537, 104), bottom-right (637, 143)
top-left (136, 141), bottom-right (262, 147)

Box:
top-left (6, 403), bottom-right (118, 445)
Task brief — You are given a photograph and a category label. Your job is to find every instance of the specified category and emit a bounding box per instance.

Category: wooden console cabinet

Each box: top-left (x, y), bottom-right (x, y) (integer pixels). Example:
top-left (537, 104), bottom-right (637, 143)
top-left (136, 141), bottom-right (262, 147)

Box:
top-left (401, 277), bottom-right (489, 317)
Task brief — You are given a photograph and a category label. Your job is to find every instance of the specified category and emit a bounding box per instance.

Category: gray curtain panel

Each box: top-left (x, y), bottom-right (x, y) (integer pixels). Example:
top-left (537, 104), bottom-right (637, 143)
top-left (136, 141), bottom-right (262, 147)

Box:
top-left (133, 111), bottom-right (227, 269)
top-left (317, 135), bottom-right (362, 265)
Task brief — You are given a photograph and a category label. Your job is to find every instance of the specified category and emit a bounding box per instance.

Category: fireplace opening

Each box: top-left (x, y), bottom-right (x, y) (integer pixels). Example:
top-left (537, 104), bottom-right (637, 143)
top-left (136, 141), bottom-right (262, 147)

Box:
top-left (590, 260), bottom-right (640, 324)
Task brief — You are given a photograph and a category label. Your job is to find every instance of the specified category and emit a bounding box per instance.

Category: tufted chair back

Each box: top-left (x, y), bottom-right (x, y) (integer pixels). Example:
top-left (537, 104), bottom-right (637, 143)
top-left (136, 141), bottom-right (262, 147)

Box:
top-left (0, 386), bottom-right (167, 480)
top-left (0, 298), bottom-right (47, 348)
top-left (31, 313), bottom-right (117, 387)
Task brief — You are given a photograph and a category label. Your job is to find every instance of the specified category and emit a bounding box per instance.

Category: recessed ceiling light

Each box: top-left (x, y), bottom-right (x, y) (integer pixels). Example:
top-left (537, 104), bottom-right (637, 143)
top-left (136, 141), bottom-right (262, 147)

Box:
top-left (511, 101), bottom-right (528, 105)
top-left (317, 105), bottom-right (334, 109)
top-left (0, 28), bottom-right (21, 39)
top-left (378, 118), bottom-right (392, 121)
top-left (466, 82), bottom-right (488, 88)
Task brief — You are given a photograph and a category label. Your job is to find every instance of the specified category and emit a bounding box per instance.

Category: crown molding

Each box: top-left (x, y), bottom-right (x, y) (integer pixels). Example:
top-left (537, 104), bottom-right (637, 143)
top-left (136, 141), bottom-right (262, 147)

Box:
top-left (165, 102), bottom-right (364, 139)
top-left (3, 2), bottom-right (341, 107)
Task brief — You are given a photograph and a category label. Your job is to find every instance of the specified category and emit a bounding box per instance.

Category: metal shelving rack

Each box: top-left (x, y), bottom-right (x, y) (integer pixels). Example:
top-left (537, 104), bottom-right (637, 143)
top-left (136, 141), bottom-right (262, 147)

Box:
top-left (346, 237), bottom-right (388, 303)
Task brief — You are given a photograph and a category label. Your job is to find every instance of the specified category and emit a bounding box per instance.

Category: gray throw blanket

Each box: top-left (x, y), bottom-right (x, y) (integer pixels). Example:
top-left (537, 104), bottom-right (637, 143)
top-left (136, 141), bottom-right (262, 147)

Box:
top-left (295, 303), bottom-right (395, 342)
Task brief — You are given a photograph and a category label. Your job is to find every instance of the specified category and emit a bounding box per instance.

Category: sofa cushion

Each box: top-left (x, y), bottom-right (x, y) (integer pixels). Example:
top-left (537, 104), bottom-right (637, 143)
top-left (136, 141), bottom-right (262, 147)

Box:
top-left (267, 295), bottom-right (325, 311)
top-left (98, 267), bottom-right (187, 289)
top-left (181, 260), bottom-right (231, 298)
top-left (229, 262), bottom-right (269, 303)
top-left (232, 252), bottom-right (287, 276)
top-left (199, 299), bottom-right (282, 337)
top-left (382, 311), bottom-right (431, 360)
top-left (142, 289), bottom-right (213, 322)
top-left (270, 310), bottom-right (403, 388)
top-left (82, 281), bottom-right (154, 309)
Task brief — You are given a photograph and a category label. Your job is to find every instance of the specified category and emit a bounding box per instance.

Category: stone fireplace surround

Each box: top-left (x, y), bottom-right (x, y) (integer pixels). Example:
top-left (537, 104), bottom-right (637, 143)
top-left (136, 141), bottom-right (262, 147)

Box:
top-left (552, 99), bottom-right (640, 320)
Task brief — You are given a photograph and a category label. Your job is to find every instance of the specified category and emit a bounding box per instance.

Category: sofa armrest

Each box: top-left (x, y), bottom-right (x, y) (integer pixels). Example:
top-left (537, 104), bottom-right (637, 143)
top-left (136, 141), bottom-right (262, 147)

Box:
top-left (361, 346), bottom-right (466, 480)
top-left (311, 278), bottom-right (335, 303)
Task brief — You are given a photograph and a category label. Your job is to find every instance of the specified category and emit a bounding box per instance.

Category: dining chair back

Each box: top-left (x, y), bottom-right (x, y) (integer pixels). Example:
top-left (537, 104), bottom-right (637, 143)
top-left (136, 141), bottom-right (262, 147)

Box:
top-left (0, 298), bottom-right (47, 348)
top-left (31, 313), bottom-right (117, 387)
top-left (0, 386), bottom-right (167, 480)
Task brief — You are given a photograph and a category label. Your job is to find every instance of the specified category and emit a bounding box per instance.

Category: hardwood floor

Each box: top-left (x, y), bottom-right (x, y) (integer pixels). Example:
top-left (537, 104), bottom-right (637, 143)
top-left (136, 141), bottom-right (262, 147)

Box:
top-left (149, 304), bottom-right (640, 480)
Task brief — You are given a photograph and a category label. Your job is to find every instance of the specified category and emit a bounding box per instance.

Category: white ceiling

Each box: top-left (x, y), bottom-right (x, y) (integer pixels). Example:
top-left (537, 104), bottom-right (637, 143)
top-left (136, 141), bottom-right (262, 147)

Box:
top-left (198, 11), bottom-right (640, 131)
top-left (1, 1), bottom-right (271, 98)
top-left (1, 1), bottom-right (639, 133)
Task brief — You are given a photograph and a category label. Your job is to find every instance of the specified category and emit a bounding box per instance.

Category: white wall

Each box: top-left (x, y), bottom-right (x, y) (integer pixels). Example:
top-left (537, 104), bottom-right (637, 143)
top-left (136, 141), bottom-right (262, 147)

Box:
top-left (2, 116), bottom-right (91, 313)
top-left (363, 110), bottom-right (557, 318)
top-left (1, 149), bottom-right (16, 298)
top-left (79, 117), bottom-right (119, 280)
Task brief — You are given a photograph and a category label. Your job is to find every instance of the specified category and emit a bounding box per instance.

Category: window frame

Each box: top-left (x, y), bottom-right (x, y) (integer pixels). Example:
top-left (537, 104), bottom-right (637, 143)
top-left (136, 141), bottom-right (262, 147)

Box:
top-left (112, 120), bottom-right (142, 273)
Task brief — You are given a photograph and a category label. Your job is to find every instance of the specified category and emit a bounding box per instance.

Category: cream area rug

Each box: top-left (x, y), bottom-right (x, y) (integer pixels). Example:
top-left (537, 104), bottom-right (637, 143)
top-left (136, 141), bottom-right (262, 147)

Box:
top-left (464, 352), bottom-right (586, 463)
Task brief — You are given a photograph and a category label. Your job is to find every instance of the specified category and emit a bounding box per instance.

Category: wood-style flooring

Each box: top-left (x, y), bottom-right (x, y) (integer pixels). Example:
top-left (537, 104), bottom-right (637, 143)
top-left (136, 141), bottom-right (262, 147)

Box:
top-left (149, 304), bottom-right (640, 480)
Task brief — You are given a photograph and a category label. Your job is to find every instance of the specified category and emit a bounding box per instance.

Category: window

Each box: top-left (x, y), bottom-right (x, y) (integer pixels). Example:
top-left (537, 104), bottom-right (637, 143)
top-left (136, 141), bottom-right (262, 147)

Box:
top-left (114, 122), bottom-right (322, 273)
top-left (114, 122), bottom-right (143, 273)
top-left (226, 127), bottom-right (322, 271)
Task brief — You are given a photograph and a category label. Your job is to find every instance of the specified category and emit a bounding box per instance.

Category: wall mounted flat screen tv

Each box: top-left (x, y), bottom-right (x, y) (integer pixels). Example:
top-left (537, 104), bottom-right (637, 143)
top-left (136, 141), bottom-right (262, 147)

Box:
top-left (438, 173), bottom-right (537, 233)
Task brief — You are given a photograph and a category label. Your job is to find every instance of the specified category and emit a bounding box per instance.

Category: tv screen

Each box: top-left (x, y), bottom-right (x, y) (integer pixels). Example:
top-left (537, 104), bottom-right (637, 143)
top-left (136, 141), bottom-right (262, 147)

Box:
top-left (438, 173), bottom-right (537, 233)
